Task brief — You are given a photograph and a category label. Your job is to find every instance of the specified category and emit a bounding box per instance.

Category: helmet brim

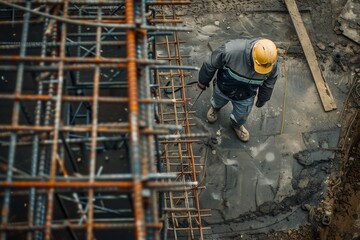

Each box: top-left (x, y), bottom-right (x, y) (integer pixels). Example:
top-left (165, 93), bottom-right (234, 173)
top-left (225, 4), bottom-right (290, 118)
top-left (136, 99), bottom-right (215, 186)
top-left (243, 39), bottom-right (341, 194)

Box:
top-left (253, 59), bottom-right (273, 74)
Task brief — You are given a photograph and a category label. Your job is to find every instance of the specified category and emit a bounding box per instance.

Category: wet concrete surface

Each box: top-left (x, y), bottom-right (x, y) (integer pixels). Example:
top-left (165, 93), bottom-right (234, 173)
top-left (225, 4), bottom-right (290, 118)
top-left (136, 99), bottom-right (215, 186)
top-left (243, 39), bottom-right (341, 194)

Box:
top-left (177, 0), bottom-right (358, 238)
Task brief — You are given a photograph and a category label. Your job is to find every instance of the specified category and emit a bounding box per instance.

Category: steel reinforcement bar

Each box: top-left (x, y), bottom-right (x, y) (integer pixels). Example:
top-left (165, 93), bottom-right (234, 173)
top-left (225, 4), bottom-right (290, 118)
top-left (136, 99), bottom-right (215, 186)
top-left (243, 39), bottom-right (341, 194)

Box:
top-left (0, 1), bottom-right (209, 240)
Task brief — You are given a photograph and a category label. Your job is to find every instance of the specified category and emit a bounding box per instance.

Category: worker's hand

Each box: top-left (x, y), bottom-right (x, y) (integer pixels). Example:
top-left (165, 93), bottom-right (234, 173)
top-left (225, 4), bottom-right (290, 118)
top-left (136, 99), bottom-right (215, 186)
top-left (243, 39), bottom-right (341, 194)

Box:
top-left (197, 82), bottom-right (206, 91)
top-left (255, 99), bottom-right (266, 108)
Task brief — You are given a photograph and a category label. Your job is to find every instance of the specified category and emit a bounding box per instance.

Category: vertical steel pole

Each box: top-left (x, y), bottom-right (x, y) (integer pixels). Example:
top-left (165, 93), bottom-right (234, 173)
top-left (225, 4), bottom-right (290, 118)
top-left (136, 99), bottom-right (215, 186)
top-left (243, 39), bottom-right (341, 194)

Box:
top-left (125, 0), bottom-right (146, 239)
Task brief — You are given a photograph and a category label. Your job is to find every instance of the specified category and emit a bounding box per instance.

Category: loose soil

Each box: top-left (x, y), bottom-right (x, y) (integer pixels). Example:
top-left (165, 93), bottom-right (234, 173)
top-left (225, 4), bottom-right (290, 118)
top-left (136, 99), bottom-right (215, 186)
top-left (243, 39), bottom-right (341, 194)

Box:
top-left (271, 107), bottom-right (360, 239)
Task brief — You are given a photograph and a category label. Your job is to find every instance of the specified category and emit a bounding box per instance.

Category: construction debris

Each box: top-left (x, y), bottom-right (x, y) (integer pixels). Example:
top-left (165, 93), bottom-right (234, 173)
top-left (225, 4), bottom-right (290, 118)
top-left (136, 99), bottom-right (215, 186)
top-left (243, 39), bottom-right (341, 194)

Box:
top-left (337, 0), bottom-right (360, 44)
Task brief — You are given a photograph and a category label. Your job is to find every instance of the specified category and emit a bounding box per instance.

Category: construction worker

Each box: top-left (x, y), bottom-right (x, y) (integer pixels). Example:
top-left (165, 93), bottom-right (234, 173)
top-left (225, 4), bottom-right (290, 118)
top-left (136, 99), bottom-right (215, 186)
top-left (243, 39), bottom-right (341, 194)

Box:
top-left (197, 38), bottom-right (278, 142)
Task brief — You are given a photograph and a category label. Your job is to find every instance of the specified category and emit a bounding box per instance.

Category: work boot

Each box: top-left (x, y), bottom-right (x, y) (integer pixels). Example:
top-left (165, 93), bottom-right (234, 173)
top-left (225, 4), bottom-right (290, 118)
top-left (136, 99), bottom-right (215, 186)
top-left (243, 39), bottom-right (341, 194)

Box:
top-left (233, 125), bottom-right (250, 142)
top-left (207, 106), bottom-right (220, 123)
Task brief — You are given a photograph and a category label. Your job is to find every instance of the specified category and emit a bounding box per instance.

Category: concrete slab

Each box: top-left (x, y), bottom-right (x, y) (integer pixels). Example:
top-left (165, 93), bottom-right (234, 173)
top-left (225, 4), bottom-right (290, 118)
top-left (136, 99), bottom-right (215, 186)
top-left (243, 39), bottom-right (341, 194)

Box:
top-left (199, 133), bottom-right (304, 219)
top-left (199, 131), bottom-right (336, 237)
top-left (178, 1), bottom-right (354, 237)
top-left (184, 30), bottom-right (348, 238)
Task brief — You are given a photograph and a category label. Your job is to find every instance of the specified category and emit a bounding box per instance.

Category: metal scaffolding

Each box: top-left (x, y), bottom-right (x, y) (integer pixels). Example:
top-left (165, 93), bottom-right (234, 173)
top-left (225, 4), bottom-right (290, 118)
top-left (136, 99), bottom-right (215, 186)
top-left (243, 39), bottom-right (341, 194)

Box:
top-left (0, 1), bottom-right (209, 239)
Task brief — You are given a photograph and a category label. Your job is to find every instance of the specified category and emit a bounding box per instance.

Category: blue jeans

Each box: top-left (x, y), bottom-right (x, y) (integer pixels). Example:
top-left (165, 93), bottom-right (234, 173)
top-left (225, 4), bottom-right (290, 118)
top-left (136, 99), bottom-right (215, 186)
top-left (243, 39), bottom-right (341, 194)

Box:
top-left (210, 84), bottom-right (255, 128)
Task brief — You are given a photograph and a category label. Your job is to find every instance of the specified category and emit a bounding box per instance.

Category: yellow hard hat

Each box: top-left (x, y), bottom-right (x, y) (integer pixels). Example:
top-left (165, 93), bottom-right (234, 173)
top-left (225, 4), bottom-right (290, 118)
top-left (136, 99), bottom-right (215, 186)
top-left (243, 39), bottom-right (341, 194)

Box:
top-left (252, 39), bottom-right (278, 74)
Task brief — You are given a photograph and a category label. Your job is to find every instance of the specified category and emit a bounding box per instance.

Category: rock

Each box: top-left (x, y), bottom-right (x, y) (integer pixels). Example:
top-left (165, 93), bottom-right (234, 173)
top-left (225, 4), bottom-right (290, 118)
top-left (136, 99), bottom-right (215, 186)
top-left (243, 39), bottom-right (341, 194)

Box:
top-left (328, 42), bottom-right (335, 48)
top-left (293, 149), bottom-right (335, 166)
top-left (298, 178), bottom-right (309, 189)
top-left (214, 20), bottom-right (220, 26)
top-left (340, 40), bottom-right (347, 47)
top-left (320, 140), bottom-right (329, 149)
top-left (334, 26), bottom-right (342, 34)
top-left (317, 42), bottom-right (326, 50)
top-left (258, 201), bottom-right (275, 214)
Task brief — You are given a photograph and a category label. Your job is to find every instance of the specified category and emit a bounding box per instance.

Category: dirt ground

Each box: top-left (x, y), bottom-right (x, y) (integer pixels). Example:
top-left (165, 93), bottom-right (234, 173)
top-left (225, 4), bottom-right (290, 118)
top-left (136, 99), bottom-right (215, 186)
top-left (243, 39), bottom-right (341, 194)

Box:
top-left (317, 107), bottom-right (360, 240)
top-left (270, 108), bottom-right (360, 239)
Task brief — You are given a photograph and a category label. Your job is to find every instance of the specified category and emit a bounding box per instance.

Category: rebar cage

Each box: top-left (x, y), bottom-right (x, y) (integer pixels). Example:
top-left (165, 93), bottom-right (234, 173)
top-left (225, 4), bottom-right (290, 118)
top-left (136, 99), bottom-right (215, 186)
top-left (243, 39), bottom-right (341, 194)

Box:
top-left (0, 1), bottom-right (210, 239)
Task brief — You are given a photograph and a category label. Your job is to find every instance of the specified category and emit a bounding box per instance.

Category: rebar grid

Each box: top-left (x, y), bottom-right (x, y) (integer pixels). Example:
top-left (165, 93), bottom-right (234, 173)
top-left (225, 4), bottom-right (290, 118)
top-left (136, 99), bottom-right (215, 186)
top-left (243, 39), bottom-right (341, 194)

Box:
top-left (152, 4), bottom-right (211, 240)
top-left (0, 1), bottom-right (208, 240)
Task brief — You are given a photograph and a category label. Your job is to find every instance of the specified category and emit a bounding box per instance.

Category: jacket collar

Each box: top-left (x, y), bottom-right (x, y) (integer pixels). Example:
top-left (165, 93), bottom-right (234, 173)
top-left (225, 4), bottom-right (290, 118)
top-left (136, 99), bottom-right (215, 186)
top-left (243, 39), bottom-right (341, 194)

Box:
top-left (246, 38), bottom-right (261, 68)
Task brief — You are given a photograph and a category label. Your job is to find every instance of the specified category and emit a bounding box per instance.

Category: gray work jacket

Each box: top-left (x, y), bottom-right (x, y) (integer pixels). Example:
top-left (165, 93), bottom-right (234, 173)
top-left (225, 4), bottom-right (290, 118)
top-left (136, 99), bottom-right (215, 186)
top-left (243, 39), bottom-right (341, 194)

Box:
top-left (198, 38), bottom-right (278, 102)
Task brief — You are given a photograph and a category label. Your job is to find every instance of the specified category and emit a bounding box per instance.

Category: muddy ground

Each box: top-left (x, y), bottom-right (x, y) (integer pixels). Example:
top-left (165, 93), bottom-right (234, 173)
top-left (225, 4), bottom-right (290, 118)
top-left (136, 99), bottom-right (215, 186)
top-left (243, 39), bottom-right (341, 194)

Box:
top-left (270, 107), bottom-right (360, 239)
top-left (179, 0), bottom-right (360, 239)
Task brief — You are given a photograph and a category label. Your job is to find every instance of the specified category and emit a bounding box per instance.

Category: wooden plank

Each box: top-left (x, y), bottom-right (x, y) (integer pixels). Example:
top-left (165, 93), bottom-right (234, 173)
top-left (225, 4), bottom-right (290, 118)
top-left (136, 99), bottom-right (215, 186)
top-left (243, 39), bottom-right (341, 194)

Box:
top-left (284, 0), bottom-right (337, 112)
